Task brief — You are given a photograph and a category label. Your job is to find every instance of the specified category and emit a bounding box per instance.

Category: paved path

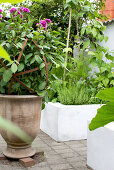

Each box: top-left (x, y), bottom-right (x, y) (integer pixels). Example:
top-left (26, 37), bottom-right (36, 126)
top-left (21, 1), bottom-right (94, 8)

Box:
top-left (0, 131), bottom-right (90, 170)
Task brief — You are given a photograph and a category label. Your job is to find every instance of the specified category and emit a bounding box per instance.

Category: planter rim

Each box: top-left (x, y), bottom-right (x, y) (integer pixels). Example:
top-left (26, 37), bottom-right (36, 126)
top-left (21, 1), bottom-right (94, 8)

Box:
top-left (46, 102), bottom-right (102, 108)
top-left (0, 94), bottom-right (43, 100)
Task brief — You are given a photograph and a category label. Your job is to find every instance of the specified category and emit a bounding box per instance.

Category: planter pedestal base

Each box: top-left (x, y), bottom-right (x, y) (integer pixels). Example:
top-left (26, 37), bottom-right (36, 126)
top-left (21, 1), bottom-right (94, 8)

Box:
top-left (0, 151), bottom-right (44, 168)
top-left (3, 145), bottom-right (36, 159)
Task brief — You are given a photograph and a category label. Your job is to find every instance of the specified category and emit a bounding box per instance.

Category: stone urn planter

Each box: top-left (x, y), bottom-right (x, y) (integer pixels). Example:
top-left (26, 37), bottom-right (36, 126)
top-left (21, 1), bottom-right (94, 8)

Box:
top-left (0, 95), bottom-right (42, 159)
top-left (40, 102), bottom-right (102, 141)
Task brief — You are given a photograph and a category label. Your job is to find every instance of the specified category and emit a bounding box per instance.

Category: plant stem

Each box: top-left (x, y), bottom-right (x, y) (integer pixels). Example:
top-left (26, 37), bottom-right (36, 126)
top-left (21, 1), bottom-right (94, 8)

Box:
top-left (63, 8), bottom-right (72, 81)
top-left (75, 7), bottom-right (80, 53)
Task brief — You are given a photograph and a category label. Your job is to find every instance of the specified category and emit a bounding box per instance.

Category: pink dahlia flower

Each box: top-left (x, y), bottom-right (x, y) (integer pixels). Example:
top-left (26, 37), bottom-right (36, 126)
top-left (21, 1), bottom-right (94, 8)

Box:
top-left (20, 7), bottom-right (24, 12)
top-left (45, 18), bottom-right (52, 23)
top-left (40, 20), bottom-right (47, 29)
top-left (23, 8), bottom-right (30, 13)
top-left (10, 8), bottom-right (17, 13)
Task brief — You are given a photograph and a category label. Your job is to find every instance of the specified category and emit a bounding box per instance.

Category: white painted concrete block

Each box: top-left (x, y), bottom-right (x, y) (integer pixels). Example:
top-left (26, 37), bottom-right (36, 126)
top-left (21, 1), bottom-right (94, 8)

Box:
top-left (40, 102), bottom-right (101, 141)
top-left (87, 122), bottom-right (114, 170)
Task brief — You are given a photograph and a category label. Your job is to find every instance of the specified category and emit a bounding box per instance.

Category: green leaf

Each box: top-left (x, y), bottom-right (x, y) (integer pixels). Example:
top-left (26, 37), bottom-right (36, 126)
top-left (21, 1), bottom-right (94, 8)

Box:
top-left (89, 102), bottom-right (114, 131)
top-left (27, 33), bottom-right (33, 39)
top-left (88, 51), bottom-right (95, 56)
top-left (21, 32), bottom-right (26, 37)
top-left (35, 55), bottom-right (42, 64)
top-left (18, 63), bottom-right (24, 72)
top-left (63, 48), bottom-right (72, 53)
top-left (40, 63), bottom-right (45, 69)
top-left (92, 28), bottom-right (97, 37)
top-left (105, 53), bottom-right (114, 61)
top-left (0, 116), bottom-right (32, 143)
top-left (0, 45), bottom-right (11, 62)
top-left (11, 63), bottom-right (17, 73)
top-left (110, 80), bottom-right (114, 86)
top-left (81, 27), bottom-right (85, 35)
top-left (86, 27), bottom-right (91, 34)
top-left (39, 81), bottom-right (46, 90)
top-left (16, 42), bottom-right (23, 49)
top-left (11, 30), bottom-right (15, 38)
top-left (100, 67), bottom-right (107, 73)
top-left (83, 40), bottom-right (90, 50)
top-left (3, 70), bottom-right (12, 82)
top-left (30, 57), bottom-right (35, 64)
top-left (96, 87), bottom-right (114, 102)
top-left (102, 78), bottom-right (109, 87)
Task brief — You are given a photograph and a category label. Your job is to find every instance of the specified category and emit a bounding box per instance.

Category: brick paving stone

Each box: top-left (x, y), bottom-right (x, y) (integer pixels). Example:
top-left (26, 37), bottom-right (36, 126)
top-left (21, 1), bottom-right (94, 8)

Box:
top-left (54, 148), bottom-right (74, 154)
top-left (69, 161), bottom-right (87, 168)
top-left (51, 145), bottom-right (69, 150)
top-left (30, 166), bottom-right (51, 170)
top-left (66, 156), bottom-right (85, 163)
top-left (0, 131), bottom-right (90, 170)
top-left (60, 151), bottom-right (78, 158)
top-left (50, 163), bottom-right (73, 170)
top-left (47, 157), bottom-right (67, 165)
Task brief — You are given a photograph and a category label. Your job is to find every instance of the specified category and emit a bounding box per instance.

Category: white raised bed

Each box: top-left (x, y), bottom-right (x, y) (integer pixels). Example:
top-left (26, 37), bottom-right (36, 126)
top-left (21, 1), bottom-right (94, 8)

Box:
top-left (40, 102), bottom-right (101, 141)
top-left (87, 122), bottom-right (114, 170)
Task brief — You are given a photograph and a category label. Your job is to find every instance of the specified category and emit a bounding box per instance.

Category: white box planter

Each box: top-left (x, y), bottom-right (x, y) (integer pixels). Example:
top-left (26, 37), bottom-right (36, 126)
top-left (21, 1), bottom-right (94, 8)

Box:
top-left (40, 102), bottom-right (101, 141)
top-left (87, 122), bottom-right (114, 170)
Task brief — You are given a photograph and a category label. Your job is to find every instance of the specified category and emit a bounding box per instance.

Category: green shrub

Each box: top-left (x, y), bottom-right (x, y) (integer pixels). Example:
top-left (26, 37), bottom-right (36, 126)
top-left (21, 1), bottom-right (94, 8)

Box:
top-left (55, 81), bottom-right (103, 105)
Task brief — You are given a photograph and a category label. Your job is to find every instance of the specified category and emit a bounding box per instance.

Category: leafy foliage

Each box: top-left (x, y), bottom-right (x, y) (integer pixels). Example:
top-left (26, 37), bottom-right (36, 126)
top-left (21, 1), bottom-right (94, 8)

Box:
top-left (48, 80), bottom-right (104, 105)
top-left (89, 87), bottom-right (114, 131)
top-left (0, 7), bottom-right (65, 95)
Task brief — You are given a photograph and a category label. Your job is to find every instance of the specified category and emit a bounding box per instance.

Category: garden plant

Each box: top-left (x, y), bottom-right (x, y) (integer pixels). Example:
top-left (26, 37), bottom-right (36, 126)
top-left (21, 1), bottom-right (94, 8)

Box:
top-left (0, 1), bottom-right (66, 158)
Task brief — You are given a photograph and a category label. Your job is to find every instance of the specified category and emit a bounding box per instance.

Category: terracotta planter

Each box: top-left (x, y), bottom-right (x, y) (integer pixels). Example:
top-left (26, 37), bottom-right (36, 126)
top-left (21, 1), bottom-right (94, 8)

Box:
top-left (0, 95), bottom-right (42, 159)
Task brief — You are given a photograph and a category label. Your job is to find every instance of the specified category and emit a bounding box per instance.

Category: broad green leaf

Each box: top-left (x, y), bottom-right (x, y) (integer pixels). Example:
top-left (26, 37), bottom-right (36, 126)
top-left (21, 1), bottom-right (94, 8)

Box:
top-left (81, 27), bottom-right (85, 35)
top-left (0, 45), bottom-right (11, 62)
top-left (40, 63), bottom-right (45, 69)
top-left (83, 40), bottom-right (90, 50)
top-left (110, 80), bottom-right (114, 86)
top-left (63, 48), bottom-right (72, 53)
top-left (86, 27), bottom-right (91, 34)
top-left (18, 63), bottom-right (24, 72)
top-left (108, 73), bottom-right (114, 78)
top-left (16, 42), bottom-right (23, 49)
top-left (30, 57), bottom-right (35, 64)
top-left (35, 55), bottom-right (42, 64)
top-left (102, 78), bottom-right (109, 87)
top-left (3, 70), bottom-right (12, 82)
top-left (100, 67), bottom-right (107, 73)
top-left (0, 116), bottom-right (32, 143)
top-left (92, 28), bottom-right (97, 37)
top-left (89, 102), bottom-right (114, 131)
top-left (11, 30), bottom-right (15, 38)
top-left (96, 87), bottom-right (114, 102)
top-left (27, 33), bottom-right (33, 39)
top-left (105, 53), bottom-right (114, 61)
top-left (11, 63), bottom-right (17, 73)
top-left (88, 51), bottom-right (95, 56)
top-left (39, 81), bottom-right (46, 90)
